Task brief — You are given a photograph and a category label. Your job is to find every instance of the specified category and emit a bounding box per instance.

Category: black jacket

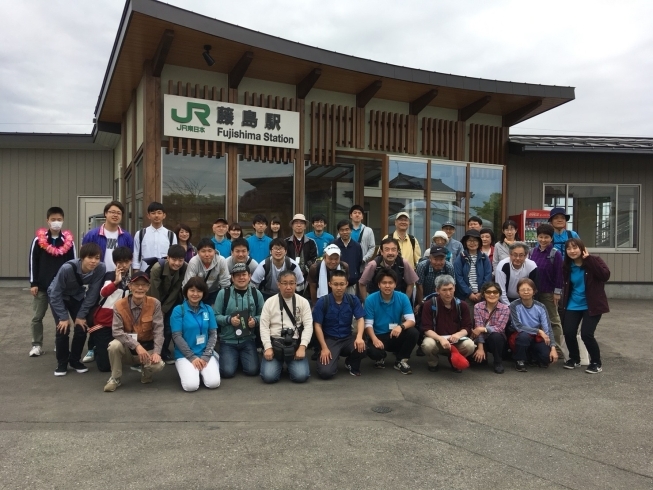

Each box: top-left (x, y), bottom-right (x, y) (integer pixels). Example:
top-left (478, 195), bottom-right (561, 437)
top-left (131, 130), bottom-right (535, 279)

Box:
top-left (285, 235), bottom-right (318, 276)
top-left (29, 231), bottom-right (77, 291)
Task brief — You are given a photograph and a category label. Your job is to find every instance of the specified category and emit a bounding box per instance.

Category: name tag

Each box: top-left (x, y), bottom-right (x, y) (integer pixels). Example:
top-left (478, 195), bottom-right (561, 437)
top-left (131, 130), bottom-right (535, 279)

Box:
top-left (128, 333), bottom-right (138, 341)
top-left (203, 312), bottom-right (209, 321)
top-left (196, 335), bottom-right (206, 345)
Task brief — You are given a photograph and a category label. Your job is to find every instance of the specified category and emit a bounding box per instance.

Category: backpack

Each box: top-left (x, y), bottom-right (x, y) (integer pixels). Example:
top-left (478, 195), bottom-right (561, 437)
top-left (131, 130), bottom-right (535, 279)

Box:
top-left (424, 292), bottom-right (461, 329)
top-left (368, 256), bottom-right (406, 294)
top-left (529, 247), bottom-right (558, 264)
top-left (260, 256), bottom-right (297, 291)
top-left (137, 227), bottom-right (174, 263)
top-left (221, 286), bottom-right (260, 315)
top-left (142, 257), bottom-right (167, 276)
top-left (321, 292), bottom-right (355, 317)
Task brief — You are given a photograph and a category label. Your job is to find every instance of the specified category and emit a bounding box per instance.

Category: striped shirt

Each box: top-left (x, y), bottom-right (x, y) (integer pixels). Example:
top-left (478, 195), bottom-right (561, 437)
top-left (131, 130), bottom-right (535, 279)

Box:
top-left (467, 254), bottom-right (479, 293)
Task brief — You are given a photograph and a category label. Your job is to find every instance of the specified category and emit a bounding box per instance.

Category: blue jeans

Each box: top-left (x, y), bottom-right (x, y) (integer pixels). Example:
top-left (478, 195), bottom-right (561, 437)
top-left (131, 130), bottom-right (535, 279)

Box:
top-left (260, 356), bottom-right (310, 384)
top-left (219, 340), bottom-right (260, 378)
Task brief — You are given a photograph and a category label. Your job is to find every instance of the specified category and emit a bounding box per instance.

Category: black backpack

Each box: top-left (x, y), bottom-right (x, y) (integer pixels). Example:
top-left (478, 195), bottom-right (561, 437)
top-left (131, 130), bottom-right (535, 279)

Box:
top-left (367, 256), bottom-right (406, 294)
top-left (142, 257), bottom-right (167, 276)
top-left (220, 286), bottom-right (260, 315)
top-left (260, 256), bottom-right (297, 291)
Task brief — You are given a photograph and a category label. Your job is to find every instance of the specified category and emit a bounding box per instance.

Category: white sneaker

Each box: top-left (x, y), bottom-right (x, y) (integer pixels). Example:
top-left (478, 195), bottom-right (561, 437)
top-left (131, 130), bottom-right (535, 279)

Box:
top-left (82, 349), bottom-right (95, 363)
top-left (29, 346), bottom-right (44, 357)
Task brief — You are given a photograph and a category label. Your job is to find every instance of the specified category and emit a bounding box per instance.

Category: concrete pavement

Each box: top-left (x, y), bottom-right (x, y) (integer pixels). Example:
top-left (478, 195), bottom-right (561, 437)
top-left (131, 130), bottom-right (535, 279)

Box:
top-left (0, 286), bottom-right (651, 489)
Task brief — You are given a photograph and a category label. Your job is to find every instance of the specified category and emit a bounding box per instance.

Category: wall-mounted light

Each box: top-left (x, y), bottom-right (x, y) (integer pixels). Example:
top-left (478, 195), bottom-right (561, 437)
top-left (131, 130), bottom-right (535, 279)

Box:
top-left (203, 45), bottom-right (215, 66)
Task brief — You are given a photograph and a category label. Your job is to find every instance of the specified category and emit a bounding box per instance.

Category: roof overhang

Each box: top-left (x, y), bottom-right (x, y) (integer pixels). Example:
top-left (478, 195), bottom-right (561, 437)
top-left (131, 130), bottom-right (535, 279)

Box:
top-left (96, 0), bottom-right (575, 126)
top-left (0, 122), bottom-right (121, 150)
top-left (510, 136), bottom-right (653, 155)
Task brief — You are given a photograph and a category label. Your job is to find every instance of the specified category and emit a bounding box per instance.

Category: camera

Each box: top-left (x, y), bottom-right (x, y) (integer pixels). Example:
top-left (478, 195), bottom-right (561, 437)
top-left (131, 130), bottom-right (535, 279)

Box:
top-left (280, 327), bottom-right (297, 357)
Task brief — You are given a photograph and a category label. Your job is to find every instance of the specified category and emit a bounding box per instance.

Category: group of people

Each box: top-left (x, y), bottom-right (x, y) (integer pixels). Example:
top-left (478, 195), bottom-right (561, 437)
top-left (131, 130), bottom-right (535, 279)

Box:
top-left (27, 201), bottom-right (610, 394)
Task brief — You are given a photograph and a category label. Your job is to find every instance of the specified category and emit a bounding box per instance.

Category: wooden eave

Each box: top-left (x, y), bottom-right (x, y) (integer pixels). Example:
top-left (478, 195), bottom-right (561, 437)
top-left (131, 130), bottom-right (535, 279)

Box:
top-left (96, 0), bottom-right (575, 126)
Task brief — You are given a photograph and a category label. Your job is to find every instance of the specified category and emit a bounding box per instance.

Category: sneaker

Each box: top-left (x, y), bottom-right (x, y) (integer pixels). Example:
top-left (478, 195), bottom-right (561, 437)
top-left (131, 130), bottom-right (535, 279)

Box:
top-left (344, 357), bottom-right (361, 376)
top-left (394, 359), bottom-right (412, 375)
top-left (515, 360), bottom-right (528, 372)
top-left (69, 360), bottom-right (89, 373)
top-left (416, 346), bottom-right (425, 357)
top-left (141, 370), bottom-right (153, 384)
top-left (563, 359), bottom-right (581, 370)
top-left (450, 366), bottom-right (462, 374)
top-left (103, 377), bottom-right (121, 392)
top-left (427, 365), bottom-right (439, 372)
top-left (374, 359), bottom-right (386, 369)
top-left (54, 363), bottom-right (68, 376)
top-left (82, 349), bottom-right (95, 363)
top-left (493, 363), bottom-right (505, 374)
top-left (29, 345), bottom-right (44, 357)
top-left (585, 363), bottom-right (603, 374)
top-left (161, 353), bottom-right (175, 365)
top-left (130, 364), bottom-right (143, 373)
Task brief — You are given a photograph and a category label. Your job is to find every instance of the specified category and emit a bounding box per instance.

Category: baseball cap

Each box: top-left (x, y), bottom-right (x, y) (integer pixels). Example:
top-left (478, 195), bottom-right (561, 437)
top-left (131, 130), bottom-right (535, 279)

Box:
top-left (324, 244), bottom-right (341, 256)
top-left (213, 217), bottom-right (228, 224)
top-left (395, 211), bottom-right (410, 220)
top-left (231, 262), bottom-right (248, 275)
top-left (429, 246), bottom-right (447, 257)
top-left (129, 271), bottom-right (150, 284)
top-left (442, 221), bottom-right (456, 228)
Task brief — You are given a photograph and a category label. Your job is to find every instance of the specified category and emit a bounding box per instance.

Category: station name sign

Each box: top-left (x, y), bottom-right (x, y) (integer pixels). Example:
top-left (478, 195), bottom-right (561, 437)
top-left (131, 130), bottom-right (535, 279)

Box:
top-left (163, 94), bottom-right (300, 149)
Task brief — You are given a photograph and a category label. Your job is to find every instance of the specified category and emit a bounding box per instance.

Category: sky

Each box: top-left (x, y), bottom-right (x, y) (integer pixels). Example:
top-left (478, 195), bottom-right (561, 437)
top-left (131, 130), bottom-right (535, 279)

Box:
top-left (1, 0), bottom-right (652, 137)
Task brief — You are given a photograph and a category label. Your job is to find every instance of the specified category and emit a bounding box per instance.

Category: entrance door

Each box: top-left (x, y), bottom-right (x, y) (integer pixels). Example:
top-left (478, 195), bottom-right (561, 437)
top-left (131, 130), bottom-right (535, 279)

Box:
top-left (77, 196), bottom-right (112, 247)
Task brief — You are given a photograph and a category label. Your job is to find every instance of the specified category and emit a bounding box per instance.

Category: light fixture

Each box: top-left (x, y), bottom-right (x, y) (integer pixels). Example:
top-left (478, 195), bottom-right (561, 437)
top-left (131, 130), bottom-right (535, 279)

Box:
top-left (202, 45), bottom-right (215, 66)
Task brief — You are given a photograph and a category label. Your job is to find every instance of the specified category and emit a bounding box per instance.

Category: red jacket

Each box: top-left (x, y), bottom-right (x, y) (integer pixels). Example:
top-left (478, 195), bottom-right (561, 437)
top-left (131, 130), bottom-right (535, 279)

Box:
top-left (562, 255), bottom-right (610, 316)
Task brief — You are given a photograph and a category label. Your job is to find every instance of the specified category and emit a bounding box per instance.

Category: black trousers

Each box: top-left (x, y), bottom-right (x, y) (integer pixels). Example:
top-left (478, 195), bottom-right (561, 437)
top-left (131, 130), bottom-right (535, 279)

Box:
top-left (483, 332), bottom-right (506, 364)
top-left (89, 328), bottom-right (114, 372)
top-left (563, 309), bottom-right (602, 365)
top-left (367, 328), bottom-right (419, 362)
top-left (513, 331), bottom-right (550, 364)
top-left (316, 335), bottom-right (367, 379)
top-left (50, 298), bottom-right (85, 364)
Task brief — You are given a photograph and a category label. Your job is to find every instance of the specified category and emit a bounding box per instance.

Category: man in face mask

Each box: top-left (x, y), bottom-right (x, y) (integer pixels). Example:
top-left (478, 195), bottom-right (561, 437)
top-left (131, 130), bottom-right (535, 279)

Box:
top-left (28, 207), bottom-right (77, 358)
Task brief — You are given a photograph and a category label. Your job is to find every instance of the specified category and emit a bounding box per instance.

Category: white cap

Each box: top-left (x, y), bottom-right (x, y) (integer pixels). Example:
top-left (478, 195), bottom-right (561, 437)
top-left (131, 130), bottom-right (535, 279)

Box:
top-left (324, 244), bottom-right (341, 256)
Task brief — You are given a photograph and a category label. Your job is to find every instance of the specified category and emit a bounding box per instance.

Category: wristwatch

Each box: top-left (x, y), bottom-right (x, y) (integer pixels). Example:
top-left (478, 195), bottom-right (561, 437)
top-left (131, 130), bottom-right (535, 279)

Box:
top-left (484, 327), bottom-right (488, 334)
top-left (399, 324), bottom-right (405, 331)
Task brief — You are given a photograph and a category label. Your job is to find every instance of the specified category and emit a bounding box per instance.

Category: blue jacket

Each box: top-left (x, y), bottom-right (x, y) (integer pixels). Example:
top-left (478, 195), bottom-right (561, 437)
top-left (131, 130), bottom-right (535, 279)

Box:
top-left (82, 225), bottom-right (134, 262)
top-left (170, 300), bottom-right (218, 360)
top-left (454, 250), bottom-right (492, 300)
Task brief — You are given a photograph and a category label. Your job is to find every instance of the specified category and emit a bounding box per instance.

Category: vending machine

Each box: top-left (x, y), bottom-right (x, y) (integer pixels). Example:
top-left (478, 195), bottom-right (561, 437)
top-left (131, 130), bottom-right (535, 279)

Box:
top-left (509, 210), bottom-right (550, 250)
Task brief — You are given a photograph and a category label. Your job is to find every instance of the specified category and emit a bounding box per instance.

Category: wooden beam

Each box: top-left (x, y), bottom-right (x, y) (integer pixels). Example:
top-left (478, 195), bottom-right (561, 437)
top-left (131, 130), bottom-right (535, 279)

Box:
top-left (458, 95), bottom-right (491, 122)
top-left (409, 89), bottom-right (438, 115)
top-left (228, 51), bottom-right (254, 89)
top-left (502, 99), bottom-right (543, 127)
top-left (296, 68), bottom-right (321, 99)
top-left (356, 80), bottom-right (382, 108)
top-left (152, 29), bottom-right (174, 77)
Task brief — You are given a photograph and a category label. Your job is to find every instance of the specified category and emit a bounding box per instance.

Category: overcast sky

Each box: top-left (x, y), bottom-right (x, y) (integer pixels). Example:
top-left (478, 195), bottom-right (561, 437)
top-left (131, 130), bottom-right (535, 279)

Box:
top-left (1, 0), bottom-right (652, 137)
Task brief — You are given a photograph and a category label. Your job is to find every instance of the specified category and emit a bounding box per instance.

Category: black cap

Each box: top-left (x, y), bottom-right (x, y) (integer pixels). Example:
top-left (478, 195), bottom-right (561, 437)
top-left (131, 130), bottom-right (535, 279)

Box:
top-left (129, 271), bottom-right (150, 284)
top-left (213, 217), bottom-right (228, 224)
top-left (429, 246), bottom-right (447, 257)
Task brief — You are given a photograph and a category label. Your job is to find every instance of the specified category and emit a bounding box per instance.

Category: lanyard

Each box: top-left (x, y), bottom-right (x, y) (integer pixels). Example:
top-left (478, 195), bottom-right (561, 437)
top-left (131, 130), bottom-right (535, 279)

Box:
top-left (189, 304), bottom-right (205, 336)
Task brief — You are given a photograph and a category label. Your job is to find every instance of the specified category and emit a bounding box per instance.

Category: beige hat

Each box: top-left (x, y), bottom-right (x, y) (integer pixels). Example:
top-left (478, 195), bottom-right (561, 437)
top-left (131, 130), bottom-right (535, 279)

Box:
top-left (395, 211), bottom-right (410, 220)
top-left (432, 230), bottom-right (450, 244)
top-left (289, 213), bottom-right (308, 226)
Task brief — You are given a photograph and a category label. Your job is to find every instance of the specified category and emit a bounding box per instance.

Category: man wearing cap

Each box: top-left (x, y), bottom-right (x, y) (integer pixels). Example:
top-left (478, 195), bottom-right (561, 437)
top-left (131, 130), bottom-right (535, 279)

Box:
top-left (424, 230), bottom-right (452, 262)
top-left (213, 262), bottom-right (264, 378)
top-left (383, 212), bottom-right (421, 269)
top-left (103, 272), bottom-right (166, 392)
top-left (211, 218), bottom-right (232, 258)
top-left (415, 246), bottom-right (455, 306)
top-left (308, 244), bottom-right (350, 305)
top-left (348, 205), bottom-right (376, 266)
top-left (285, 214), bottom-right (318, 297)
top-left (549, 208), bottom-right (579, 257)
top-left (442, 221), bottom-right (463, 264)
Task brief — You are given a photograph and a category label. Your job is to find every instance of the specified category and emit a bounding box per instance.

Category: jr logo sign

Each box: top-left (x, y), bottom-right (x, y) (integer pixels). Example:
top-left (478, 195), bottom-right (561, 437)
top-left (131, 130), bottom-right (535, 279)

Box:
top-left (171, 102), bottom-right (211, 126)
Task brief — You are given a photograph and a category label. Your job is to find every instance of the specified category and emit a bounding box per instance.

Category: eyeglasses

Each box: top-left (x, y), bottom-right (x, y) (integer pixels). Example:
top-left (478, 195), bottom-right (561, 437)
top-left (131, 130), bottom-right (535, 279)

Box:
top-left (484, 290), bottom-right (500, 295)
top-left (271, 247), bottom-right (286, 252)
top-left (511, 253), bottom-right (527, 258)
top-left (106, 210), bottom-right (122, 216)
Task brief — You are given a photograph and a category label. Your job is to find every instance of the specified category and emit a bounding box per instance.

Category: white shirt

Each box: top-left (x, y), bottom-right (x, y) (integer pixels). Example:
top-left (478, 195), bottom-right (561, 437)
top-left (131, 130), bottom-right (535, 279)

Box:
top-left (132, 225), bottom-right (177, 270)
top-left (103, 229), bottom-right (119, 272)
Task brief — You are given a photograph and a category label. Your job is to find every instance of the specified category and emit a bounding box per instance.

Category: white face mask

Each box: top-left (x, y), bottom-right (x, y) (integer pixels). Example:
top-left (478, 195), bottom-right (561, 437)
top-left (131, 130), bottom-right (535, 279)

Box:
top-left (50, 220), bottom-right (63, 231)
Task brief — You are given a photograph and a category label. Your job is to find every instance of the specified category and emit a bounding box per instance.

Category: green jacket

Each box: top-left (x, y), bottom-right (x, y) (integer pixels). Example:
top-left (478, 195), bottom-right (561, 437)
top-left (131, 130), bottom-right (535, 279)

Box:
top-left (148, 261), bottom-right (187, 315)
top-left (213, 285), bottom-right (264, 343)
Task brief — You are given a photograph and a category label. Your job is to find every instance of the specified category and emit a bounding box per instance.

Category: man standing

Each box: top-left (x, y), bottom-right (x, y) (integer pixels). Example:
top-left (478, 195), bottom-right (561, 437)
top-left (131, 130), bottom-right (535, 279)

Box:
top-left (211, 217), bottom-right (232, 259)
top-left (383, 212), bottom-right (421, 269)
top-left (348, 205), bottom-right (376, 266)
top-left (308, 244), bottom-right (350, 305)
top-left (548, 207), bottom-right (579, 257)
top-left (442, 221), bottom-right (463, 264)
top-left (103, 272), bottom-right (166, 392)
top-left (246, 214), bottom-right (272, 263)
top-left (306, 213), bottom-right (335, 257)
top-left (225, 238), bottom-right (259, 274)
top-left (28, 206), bottom-right (76, 357)
top-left (213, 263), bottom-right (264, 378)
top-left (331, 219), bottom-right (363, 295)
top-left (495, 242), bottom-right (538, 305)
top-left (148, 245), bottom-right (188, 364)
top-left (251, 238), bottom-right (304, 300)
top-left (420, 275), bottom-right (475, 373)
top-left (364, 269), bottom-right (418, 374)
top-left (285, 214), bottom-right (318, 297)
top-left (467, 216), bottom-right (483, 230)
top-left (313, 270), bottom-right (366, 378)
top-left (259, 270), bottom-right (314, 383)
top-left (358, 238), bottom-right (418, 302)
top-left (132, 202), bottom-right (177, 272)
top-left (82, 201), bottom-right (133, 273)
top-left (183, 238), bottom-right (231, 305)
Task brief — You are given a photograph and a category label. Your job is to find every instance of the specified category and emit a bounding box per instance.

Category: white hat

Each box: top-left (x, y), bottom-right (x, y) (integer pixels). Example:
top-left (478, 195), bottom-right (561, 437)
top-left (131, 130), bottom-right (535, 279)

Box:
top-left (395, 211), bottom-right (410, 220)
top-left (289, 213), bottom-right (308, 226)
top-left (432, 230), bottom-right (449, 244)
top-left (324, 244), bottom-right (341, 256)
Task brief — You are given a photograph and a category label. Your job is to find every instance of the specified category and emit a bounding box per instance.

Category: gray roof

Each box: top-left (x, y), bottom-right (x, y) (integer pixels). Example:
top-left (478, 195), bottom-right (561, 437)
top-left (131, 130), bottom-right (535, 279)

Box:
top-left (510, 135), bottom-right (653, 154)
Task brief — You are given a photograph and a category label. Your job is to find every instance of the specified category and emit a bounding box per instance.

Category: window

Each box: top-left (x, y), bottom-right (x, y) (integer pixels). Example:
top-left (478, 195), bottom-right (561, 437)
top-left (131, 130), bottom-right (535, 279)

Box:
top-left (388, 158), bottom-right (428, 246)
top-left (430, 160), bottom-right (467, 242)
top-left (544, 184), bottom-right (639, 251)
top-left (162, 152), bottom-right (227, 240)
top-left (304, 162), bottom-right (354, 232)
top-left (469, 164), bottom-right (503, 239)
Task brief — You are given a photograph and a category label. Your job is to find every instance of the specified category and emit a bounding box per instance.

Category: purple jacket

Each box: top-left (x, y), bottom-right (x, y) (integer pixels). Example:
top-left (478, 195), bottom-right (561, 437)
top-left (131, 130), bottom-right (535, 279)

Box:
top-left (530, 244), bottom-right (563, 295)
top-left (82, 225), bottom-right (134, 262)
top-left (562, 255), bottom-right (610, 316)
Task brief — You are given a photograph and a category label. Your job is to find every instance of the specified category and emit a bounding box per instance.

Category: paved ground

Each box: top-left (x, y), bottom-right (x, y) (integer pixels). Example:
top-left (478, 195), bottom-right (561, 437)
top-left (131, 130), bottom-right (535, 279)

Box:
top-left (0, 285), bottom-right (651, 489)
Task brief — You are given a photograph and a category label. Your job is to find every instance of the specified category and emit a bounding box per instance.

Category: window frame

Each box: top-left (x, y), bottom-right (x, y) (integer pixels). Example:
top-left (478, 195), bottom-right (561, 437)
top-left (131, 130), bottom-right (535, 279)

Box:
top-left (543, 183), bottom-right (641, 253)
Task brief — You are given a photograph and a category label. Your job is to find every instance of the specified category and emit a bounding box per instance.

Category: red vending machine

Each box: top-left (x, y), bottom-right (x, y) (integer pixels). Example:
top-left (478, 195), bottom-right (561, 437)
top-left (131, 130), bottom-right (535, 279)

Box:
top-left (509, 210), bottom-right (550, 250)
